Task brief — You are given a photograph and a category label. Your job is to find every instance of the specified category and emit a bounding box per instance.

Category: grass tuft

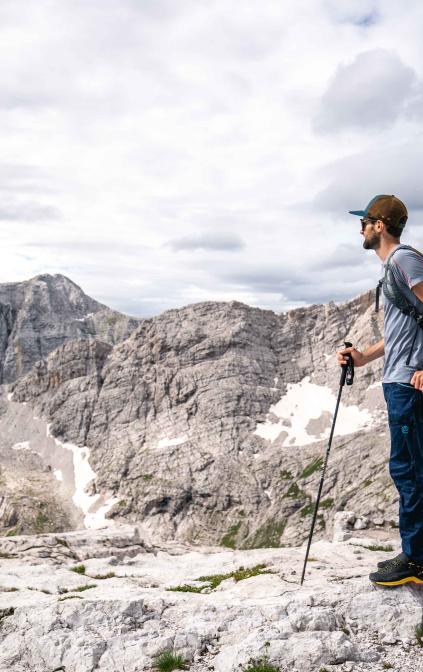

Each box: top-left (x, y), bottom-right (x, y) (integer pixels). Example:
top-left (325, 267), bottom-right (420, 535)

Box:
top-left (58, 595), bottom-right (83, 601)
top-left (167, 564), bottom-right (272, 593)
top-left (74, 584), bottom-right (97, 592)
top-left (70, 564), bottom-right (86, 574)
top-left (300, 457), bottom-right (323, 479)
top-left (152, 649), bottom-right (188, 671)
top-left (0, 551), bottom-right (12, 559)
top-left (89, 572), bottom-right (115, 580)
top-left (242, 656), bottom-right (280, 672)
top-left (167, 584), bottom-right (205, 593)
top-left (352, 544), bottom-right (393, 552)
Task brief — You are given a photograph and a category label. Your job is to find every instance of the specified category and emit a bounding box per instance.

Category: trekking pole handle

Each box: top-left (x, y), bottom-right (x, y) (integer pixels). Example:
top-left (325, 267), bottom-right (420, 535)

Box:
top-left (340, 341), bottom-right (354, 387)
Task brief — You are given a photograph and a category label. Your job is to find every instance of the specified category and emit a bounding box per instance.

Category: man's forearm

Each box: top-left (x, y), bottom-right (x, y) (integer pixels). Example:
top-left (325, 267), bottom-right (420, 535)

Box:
top-left (363, 338), bottom-right (384, 364)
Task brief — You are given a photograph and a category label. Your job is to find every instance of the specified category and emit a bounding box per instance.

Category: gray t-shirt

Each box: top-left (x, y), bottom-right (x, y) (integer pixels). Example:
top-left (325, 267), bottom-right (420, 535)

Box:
top-left (383, 245), bottom-right (423, 383)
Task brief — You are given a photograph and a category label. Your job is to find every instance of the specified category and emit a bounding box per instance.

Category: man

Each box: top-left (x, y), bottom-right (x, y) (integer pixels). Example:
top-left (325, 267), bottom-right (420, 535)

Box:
top-left (337, 194), bottom-right (423, 586)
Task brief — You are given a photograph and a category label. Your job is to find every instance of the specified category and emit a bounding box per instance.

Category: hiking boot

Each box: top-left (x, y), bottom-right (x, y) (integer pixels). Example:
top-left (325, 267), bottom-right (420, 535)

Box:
top-left (377, 551), bottom-right (408, 569)
top-left (369, 556), bottom-right (423, 586)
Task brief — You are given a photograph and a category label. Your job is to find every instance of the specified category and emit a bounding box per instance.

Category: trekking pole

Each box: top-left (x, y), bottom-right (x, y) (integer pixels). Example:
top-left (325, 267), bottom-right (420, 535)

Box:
top-left (300, 341), bottom-right (354, 585)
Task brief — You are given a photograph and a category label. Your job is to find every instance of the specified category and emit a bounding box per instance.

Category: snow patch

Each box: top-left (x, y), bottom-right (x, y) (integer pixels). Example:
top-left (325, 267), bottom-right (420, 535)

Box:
top-left (254, 376), bottom-right (373, 446)
top-left (53, 469), bottom-right (63, 482)
top-left (84, 495), bottom-right (120, 530)
top-left (74, 312), bottom-right (94, 322)
top-left (157, 436), bottom-right (187, 448)
top-left (46, 423), bottom-right (115, 529)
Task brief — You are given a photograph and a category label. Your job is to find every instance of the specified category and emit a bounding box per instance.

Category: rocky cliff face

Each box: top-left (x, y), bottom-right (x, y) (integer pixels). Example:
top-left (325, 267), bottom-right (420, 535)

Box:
top-left (1, 277), bottom-right (394, 549)
top-left (0, 273), bottom-right (140, 384)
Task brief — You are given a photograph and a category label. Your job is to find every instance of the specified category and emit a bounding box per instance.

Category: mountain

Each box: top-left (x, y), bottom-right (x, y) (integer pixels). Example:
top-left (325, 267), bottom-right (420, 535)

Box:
top-left (0, 273), bottom-right (141, 384)
top-left (0, 275), bottom-right (394, 549)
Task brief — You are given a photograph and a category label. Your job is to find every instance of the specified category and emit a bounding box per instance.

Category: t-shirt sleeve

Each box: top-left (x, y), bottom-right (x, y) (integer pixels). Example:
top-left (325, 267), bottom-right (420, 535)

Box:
top-left (392, 248), bottom-right (423, 289)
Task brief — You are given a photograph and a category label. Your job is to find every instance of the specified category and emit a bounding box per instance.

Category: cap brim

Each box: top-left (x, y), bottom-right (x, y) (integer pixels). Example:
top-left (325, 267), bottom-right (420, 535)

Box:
top-left (348, 210), bottom-right (366, 216)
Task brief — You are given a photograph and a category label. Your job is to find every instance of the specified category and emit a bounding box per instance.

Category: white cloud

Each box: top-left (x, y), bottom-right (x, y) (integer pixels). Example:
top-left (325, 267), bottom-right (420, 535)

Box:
top-left (314, 49), bottom-right (417, 133)
top-left (1, 0), bottom-right (423, 316)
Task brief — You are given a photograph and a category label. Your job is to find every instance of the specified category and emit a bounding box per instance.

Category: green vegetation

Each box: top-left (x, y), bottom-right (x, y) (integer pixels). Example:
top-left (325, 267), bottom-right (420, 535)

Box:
top-left (71, 564), bottom-right (86, 574)
top-left (152, 649), bottom-right (188, 671)
top-left (353, 544), bottom-right (393, 552)
top-left (243, 521), bottom-right (286, 549)
top-left (363, 479), bottom-right (373, 487)
top-left (58, 595), bottom-right (83, 601)
top-left (197, 564), bottom-right (271, 589)
top-left (167, 584), bottom-right (204, 594)
top-left (280, 469), bottom-right (293, 480)
top-left (382, 663), bottom-right (394, 669)
top-left (319, 668), bottom-right (330, 672)
top-left (89, 572), bottom-right (115, 580)
top-left (34, 510), bottom-right (49, 533)
top-left (300, 502), bottom-right (314, 518)
top-left (286, 482), bottom-right (302, 498)
top-left (320, 498), bottom-right (333, 509)
top-left (220, 521), bottom-right (242, 548)
top-left (242, 656), bottom-right (280, 672)
top-left (168, 564), bottom-right (272, 593)
top-left (74, 584), bottom-right (97, 592)
top-left (300, 457), bottom-right (323, 479)
top-left (1, 587), bottom-right (18, 592)
top-left (56, 538), bottom-right (70, 548)
top-left (416, 622), bottom-right (423, 647)
top-left (142, 474), bottom-right (153, 481)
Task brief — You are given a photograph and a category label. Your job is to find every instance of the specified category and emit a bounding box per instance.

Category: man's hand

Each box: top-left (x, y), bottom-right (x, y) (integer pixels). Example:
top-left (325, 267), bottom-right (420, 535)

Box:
top-left (410, 370), bottom-right (423, 390)
top-left (336, 346), bottom-right (368, 368)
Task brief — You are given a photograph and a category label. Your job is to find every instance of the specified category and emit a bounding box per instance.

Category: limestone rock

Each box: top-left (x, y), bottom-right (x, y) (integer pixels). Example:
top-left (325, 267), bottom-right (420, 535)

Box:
top-left (0, 273), bottom-right (140, 384)
top-left (1, 279), bottom-right (396, 546)
top-left (0, 527), bottom-right (422, 672)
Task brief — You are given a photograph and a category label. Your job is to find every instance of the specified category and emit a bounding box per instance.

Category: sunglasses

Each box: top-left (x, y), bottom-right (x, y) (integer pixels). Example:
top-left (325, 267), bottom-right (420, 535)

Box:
top-left (360, 216), bottom-right (377, 231)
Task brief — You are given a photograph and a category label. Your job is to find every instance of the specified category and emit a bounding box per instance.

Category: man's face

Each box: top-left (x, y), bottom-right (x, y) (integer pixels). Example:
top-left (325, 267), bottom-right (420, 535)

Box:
top-left (361, 218), bottom-right (381, 250)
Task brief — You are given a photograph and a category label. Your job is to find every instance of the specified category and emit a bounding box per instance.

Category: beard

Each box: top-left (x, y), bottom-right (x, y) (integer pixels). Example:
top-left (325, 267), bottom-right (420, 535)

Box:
top-left (363, 231), bottom-right (381, 250)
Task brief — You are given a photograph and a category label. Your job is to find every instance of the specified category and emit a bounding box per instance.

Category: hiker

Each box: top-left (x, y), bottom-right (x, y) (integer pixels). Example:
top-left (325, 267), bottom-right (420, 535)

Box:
top-left (337, 194), bottom-right (423, 586)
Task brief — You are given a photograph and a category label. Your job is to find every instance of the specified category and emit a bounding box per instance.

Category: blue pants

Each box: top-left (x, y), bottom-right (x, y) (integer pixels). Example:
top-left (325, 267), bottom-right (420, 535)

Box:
top-left (383, 382), bottom-right (423, 563)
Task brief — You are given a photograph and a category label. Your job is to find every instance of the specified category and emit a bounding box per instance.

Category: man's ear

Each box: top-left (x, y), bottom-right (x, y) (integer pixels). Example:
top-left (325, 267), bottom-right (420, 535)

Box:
top-left (375, 219), bottom-right (384, 232)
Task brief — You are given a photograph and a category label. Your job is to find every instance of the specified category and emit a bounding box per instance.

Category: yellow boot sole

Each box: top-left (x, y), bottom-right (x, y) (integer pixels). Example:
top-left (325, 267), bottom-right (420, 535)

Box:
top-left (373, 576), bottom-right (423, 586)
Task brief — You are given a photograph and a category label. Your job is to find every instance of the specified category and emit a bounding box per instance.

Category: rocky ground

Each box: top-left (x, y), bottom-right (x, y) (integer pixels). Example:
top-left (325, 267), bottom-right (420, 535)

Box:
top-left (1, 517), bottom-right (422, 672)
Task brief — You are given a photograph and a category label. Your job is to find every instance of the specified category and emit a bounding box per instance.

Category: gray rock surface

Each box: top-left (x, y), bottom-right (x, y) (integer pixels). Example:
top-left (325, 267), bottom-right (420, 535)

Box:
top-left (0, 525), bottom-right (422, 672)
top-left (1, 276), bottom-right (396, 548)
top-left (0, 293), bottom-right (398, 548)
top-left (0, 273), bottom-right (140, 384)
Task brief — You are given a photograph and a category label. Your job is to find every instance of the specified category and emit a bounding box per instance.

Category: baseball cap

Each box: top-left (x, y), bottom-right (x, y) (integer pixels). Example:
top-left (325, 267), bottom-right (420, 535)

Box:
top-left (349, 194), bottom-right (408, 229)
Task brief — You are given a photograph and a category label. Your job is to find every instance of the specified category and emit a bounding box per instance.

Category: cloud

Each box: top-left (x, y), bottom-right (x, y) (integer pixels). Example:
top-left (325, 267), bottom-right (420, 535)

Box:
top-left (167, 233), bottom-right (245, 252)
top-left (0, 202), bottom-right (61, 221)
top-left (314, 49), bottom-right (417, 133)
top-left (2, 1), bottom-right (423, 317)
top-left (324, 0), bottom-right (379, 26)
top-left (312, 142), bottom-right (423, 214)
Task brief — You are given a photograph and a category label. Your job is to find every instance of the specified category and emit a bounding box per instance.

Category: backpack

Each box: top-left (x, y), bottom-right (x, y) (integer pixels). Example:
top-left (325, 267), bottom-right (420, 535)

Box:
top-left (375, 244), bottom-right (423, 366)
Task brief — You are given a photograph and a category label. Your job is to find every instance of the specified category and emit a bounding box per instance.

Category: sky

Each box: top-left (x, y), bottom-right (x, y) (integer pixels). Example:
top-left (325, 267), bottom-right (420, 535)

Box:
top-left (1, 0), bottom-right (423, 317)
